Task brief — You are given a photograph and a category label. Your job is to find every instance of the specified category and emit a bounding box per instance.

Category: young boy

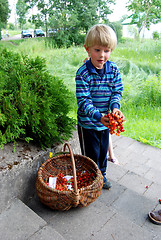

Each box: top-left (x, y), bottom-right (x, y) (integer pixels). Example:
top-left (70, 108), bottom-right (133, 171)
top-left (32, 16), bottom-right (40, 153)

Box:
top-left (75, 24), bottom-right (124, 189)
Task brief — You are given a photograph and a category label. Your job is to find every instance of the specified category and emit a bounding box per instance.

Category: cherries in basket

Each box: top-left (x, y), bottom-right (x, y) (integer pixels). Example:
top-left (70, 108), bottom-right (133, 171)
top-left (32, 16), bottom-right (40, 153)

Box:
top-left (47, 171), bottom-right (94, 191)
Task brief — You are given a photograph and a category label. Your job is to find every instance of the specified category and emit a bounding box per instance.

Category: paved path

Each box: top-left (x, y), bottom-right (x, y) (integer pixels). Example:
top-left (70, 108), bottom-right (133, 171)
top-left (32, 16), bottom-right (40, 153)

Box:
top-left (0, 133), bottom-right (161, 240)
top-left (1, 34), bottom-right (21, 41)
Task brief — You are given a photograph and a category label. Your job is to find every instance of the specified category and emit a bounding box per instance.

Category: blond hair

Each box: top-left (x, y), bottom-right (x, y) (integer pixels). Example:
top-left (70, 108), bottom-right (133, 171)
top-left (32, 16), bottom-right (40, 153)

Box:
top-left (85, 24), bottom-right (117, 51)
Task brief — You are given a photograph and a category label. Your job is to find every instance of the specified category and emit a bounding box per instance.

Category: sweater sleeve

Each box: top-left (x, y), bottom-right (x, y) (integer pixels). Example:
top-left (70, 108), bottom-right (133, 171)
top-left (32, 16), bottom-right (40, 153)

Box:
top-left (76, 73), bottom-right (102, 121)
top-left (109, 65), bottom-right (123, 111)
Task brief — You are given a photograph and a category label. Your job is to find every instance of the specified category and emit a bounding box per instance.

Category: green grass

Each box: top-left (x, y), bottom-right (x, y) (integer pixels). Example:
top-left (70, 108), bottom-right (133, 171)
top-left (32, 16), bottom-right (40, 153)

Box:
top-left (122, 105), bottom-right (161, 149)
top-left (1, 37), bottom-right (161, 149)
top-left (113, 38), bottom-right (161, 74)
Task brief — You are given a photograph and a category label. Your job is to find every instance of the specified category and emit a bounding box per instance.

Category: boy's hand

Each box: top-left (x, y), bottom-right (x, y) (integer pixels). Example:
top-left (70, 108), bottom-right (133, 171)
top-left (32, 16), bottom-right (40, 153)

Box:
top-left (112, 108), bottom-right (125, 121)
top-left (101, 109), bottom-right (125, 127)
top-left (100, 116), bottom-right (110, 127)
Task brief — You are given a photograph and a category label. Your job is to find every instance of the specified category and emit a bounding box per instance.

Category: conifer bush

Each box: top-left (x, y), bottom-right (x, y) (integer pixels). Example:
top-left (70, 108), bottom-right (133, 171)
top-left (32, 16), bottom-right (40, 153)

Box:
top-left (0, 48), bottom-right (76, 148)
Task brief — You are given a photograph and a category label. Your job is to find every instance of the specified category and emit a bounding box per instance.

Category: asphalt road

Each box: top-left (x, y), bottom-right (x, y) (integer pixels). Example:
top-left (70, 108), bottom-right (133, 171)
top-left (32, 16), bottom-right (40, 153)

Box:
top-left (1, 34), bottom-right (28, 41)
top-left (1, 32), bottom-right (47, 41)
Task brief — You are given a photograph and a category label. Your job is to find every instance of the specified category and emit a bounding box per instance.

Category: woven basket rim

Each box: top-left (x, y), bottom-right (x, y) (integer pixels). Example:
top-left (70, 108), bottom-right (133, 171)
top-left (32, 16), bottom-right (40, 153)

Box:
top-left (36, 143), bottom-right (103, 210)
top-left (39, 153), bottom-right (100, 171)
top-left (37, 153), bottom-right (101, 193)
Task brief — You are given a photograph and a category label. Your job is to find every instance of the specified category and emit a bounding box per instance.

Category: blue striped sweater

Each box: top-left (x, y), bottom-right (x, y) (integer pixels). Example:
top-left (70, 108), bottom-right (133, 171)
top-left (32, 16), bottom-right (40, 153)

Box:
top-left (76, 59), bottom-right (123, 131)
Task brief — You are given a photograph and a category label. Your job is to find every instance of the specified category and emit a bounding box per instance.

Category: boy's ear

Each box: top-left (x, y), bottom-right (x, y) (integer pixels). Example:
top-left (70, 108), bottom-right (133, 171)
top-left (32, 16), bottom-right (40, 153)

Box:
top-left (84, 44), bottom-right (90, 55)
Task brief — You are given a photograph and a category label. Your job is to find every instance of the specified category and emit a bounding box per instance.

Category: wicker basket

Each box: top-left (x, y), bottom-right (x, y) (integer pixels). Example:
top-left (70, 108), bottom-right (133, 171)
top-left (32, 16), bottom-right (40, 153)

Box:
top-left (36, 143), bottom-right (103, 210)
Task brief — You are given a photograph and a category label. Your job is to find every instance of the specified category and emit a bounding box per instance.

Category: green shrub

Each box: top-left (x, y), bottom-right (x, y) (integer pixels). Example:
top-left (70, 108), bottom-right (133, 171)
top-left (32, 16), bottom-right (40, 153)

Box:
top-left (109, 21), bottom-right (123, 43)
top-left (46, 29), bottom-right (85, 48)
top-left (8, 23), bottom-right (15, 30)
top-left (152, 31), bottom-right (160, 40)
top-left (0, 48), bottom-right (76, 148)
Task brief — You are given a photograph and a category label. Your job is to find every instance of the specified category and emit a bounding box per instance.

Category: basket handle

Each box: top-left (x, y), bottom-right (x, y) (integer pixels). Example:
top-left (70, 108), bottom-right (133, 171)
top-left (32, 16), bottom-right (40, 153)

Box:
top-left (63, 143), bottom-right (78, 194)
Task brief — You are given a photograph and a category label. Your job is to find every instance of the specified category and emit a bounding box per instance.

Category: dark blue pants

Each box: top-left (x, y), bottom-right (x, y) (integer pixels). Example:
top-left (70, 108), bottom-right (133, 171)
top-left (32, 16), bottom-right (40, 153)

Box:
top-left (78, 125), bottom-right (109, 177)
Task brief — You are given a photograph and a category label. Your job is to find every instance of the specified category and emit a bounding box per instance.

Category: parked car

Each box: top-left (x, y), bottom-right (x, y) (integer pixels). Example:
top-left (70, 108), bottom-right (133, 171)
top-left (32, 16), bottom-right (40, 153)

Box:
top-left (21, 30), bottom-right (32, 38)
top-left (28, 28), bottom-right (34, 37)
top-left (34, 29), bottom-right (45, 37)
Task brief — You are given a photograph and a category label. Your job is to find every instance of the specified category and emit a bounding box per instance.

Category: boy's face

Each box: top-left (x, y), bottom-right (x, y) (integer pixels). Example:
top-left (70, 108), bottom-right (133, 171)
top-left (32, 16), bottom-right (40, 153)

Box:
top-left (85, 45), bottom-right (111, 69)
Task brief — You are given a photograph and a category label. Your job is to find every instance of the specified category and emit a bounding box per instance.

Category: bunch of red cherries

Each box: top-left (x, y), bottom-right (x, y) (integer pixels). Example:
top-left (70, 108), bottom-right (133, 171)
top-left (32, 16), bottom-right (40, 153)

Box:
top-left (104, 112), bottom-right (125, 136)
top-left (47, 171), bottom-right (94, 191)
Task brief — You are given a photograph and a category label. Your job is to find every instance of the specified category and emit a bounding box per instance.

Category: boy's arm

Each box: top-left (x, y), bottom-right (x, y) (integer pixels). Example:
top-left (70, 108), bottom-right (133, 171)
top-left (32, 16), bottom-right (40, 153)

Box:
top-left (102, 64), bottom-right (124, 127)
top-left (109, 65), bottom-right (123, 111)
top-left (76, 73), bottom-right (101, 120)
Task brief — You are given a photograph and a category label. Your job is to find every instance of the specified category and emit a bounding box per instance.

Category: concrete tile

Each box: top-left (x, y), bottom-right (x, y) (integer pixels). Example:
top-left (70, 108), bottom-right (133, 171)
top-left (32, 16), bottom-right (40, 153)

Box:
top-left (118, 171), bottom-right (152, 195)
top-left (48, 202), bottom-right (116, 240)
top-left (89, 211), bottom-right (159, 240)
top-left (123, 158), bottom-right (151, 177)
top-left (110, 145), bottom-right (133, 166)
top-left (127, 140), bottom-right (148, 155)
top-left (146, 158), bottom-right (161, 172)
top-left (107, 162), bottom-right (128, 182)
top-left (144, 168), bottom-right (161, 185)
top-left (111, 188), bottom-right (155, 227)
top-left (126, 150), bottom-right (149, 165)
top-left (93, 180), bottom-right (126, 207)
top-left (28, 225), bottom-right (65, 240)
top-left (112, 135), bottom-right (136, 149)
top-left (0, 198), bottom-right (46, 240)
top-left (143, 182), bottom-right (161, 202)
top-left (142, 146), bottom-right (161, 160)
top-left (26, 194), bottom-right (59, 222)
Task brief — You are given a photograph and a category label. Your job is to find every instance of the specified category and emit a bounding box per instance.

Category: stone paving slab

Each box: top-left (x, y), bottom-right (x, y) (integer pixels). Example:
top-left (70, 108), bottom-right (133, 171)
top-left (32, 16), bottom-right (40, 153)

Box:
top-left (95, 181), bottom-right (126, 207)
top-left (0, 198), bottom-right (46, 240)
top-left (27, 195), bottom-right (59, 223)
top-left (146, 158), bottom-right (161, 172)
top-left (48, 203), bottom-right (116, 240)
top-left (124, 150), bottom-right (149, 164)
top-left (112, 135), bottom-right (136, 149)
top-left (111, 145), bottom-right (131, 166)
top-left (127, 140), bottom-right (149, 155)
top-left (142, 145), bottom-right (161, 161)
top-left (28, 225), bottom-right (65, 240)
top-left (143, 182), bottom-right (161, 202)
top-left (89, 210), bottom-right (160, 240)
top-left (116, 170), bottom-right (152, 195)
top-left (108, 161), bottom-right (161, 205)
top-left (112, 135), bottom-right (161, 167)
top-left (122, 154), bottom-right (151, 176)
top-left (107, 162), bottom-right (128, 182)
top-left (111, 135), bottom-right (161, 184)
top-left (111, 187), bottom-right (155, 227)
top-left (144, 168), bottom-right (161, 185)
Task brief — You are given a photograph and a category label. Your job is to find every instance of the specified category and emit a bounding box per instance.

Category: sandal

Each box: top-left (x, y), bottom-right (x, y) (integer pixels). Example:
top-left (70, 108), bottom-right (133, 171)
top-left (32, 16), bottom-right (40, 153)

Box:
top-left (108, 157), bottom-right (119, 165)
top-left (148, 210), bottom-right (161, 225)
top-left (103, 177), bottom-right (112, 190)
